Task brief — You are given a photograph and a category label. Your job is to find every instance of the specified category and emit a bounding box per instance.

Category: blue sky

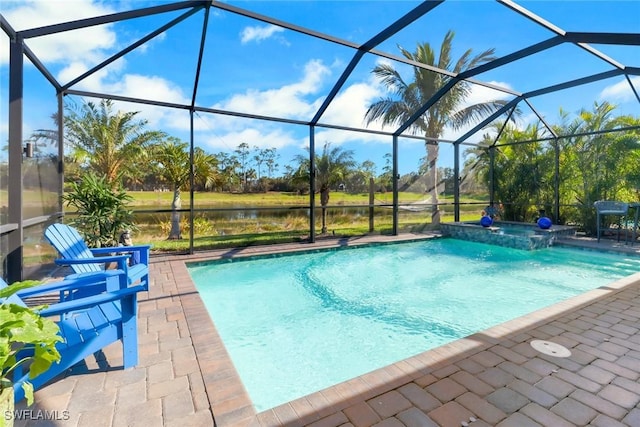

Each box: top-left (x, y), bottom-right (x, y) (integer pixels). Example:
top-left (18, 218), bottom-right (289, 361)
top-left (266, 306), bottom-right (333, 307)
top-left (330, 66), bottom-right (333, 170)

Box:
top-left (1, 0), bottom-right (639, 175)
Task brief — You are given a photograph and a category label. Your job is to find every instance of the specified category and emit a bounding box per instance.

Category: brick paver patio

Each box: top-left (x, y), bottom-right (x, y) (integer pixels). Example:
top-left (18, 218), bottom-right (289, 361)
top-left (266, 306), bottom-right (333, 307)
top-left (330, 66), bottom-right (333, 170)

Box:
top-left (13, 235), bottom-right (640, 427)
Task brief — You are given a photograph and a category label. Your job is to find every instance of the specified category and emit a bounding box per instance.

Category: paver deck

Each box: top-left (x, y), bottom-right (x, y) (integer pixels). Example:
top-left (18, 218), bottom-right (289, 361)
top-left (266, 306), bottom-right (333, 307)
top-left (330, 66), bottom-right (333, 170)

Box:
top-left (14, 234), bottom-right (640, 427)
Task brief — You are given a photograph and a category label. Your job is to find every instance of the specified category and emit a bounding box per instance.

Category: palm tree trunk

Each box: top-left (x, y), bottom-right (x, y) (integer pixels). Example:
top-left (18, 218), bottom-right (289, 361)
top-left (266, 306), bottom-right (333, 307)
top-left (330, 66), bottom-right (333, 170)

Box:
top-left (320, 187), bottom-right (330, 234)
top-left (321, 207), bottom-right (327, 234)
top-left (169, 186), bottom-right (182, 239)
top-left (427, 142), bottom-right (440, 225)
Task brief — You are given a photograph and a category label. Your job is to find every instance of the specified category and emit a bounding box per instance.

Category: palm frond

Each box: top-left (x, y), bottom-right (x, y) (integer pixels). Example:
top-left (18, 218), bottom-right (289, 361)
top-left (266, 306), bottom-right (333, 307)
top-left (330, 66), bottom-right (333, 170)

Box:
top-left (448, 100), bottom-right (510, 131)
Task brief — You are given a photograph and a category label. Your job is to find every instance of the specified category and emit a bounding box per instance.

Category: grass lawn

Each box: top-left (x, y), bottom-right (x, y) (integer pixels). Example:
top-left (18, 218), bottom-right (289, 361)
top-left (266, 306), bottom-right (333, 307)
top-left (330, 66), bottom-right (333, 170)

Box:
top-left (125, 190), bottom-right (488, 207)
top-left (126, 190), bottom-right (430, 207)
top-left (26, 190), bottom-right (488, 253)
top-left (140, 209), bottom-right (484, 252)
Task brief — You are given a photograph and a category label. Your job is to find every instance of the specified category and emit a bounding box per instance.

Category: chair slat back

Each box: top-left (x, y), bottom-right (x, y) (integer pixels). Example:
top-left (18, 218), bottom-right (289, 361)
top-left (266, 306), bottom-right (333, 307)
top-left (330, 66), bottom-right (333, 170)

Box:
top-left (44, 224), bottom-right (103, 274)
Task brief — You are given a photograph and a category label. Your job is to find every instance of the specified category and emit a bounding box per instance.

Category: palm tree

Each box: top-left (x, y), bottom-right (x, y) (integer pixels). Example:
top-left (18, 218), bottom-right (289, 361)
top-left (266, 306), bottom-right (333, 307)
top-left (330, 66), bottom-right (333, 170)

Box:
top-left (293, 142), bottom-right (356, 234)
top-left (65, 99), bottom-right (165, 188)
top-left (153, 138), bottom-right (218, 239)
top-left (365, 30), bottom-right (509, 224)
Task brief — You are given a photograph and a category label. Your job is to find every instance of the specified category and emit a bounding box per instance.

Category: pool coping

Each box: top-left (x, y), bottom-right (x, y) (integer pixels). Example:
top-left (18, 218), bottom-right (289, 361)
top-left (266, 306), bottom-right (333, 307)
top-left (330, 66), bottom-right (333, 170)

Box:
top-left (173, 234), bottom-right (640, 426)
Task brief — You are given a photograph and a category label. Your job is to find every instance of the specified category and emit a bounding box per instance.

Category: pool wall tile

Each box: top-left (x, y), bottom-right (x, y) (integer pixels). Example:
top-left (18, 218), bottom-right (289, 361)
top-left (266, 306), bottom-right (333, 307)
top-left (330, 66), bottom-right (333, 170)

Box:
top-left (441, 221), bottom-right (576, 250)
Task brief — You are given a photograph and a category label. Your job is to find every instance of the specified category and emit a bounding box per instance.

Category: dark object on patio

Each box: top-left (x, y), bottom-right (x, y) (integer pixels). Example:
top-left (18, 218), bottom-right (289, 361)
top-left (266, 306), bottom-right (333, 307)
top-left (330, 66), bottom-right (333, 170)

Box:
top-left (0, 271), bottom-right (145, 402)
top-left (594, 201), bottom-right (629, 243)
top-left (44, 223), bottom-right (150, 291)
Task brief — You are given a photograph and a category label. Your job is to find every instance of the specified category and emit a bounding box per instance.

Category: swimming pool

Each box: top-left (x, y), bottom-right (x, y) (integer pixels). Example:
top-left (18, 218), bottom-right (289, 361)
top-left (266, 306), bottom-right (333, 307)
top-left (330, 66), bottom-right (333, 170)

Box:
top-left (187, 238), bottom-right (640, 411)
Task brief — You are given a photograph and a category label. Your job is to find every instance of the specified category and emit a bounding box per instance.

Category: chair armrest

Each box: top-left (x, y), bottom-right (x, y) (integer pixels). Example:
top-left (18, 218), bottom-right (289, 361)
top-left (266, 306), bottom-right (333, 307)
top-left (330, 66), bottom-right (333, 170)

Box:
top-left (54, 255), bottom-right (130, 277)
top-left (90, 246), bottom-right (150, 265)
top-left (90, 245), bottom-right (150, 255)
top-left (54, 254), bottom-right (131, 265)
top-left (16, 271), bottom-right (125, 298)
top-left (38, 284), bottom-right (146, 317)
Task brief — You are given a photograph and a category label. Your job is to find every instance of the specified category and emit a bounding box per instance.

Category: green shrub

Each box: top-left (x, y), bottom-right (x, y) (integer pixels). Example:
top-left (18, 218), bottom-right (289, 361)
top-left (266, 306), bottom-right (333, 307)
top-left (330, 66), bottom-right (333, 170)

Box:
top-left (63, 173), bottom-right (136, 247)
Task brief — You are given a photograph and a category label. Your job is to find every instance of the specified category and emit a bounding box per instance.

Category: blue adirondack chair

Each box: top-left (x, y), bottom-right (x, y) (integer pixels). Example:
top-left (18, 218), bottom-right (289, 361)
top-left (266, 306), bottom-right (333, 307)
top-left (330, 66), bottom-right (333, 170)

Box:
top-left (44, 223), bottom-right (150, 291)
top-left (1, 271), bottom-right (145, 402)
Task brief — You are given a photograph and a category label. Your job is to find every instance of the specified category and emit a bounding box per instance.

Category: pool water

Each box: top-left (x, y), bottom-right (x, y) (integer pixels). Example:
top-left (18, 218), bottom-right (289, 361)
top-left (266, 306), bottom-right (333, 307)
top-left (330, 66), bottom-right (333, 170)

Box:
top-left (188, 239), bottom-right (640, 411)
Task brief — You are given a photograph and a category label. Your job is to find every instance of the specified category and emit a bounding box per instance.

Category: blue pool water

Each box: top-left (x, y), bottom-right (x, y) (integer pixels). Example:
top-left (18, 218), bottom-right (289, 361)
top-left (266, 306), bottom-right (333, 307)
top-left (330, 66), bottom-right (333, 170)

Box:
top-left (188, 239), bottom-right (640, 411)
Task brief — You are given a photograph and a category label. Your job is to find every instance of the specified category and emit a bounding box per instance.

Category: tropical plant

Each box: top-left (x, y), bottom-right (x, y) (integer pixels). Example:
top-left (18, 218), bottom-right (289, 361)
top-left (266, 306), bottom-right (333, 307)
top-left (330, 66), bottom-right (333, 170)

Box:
top-left (64, 99), bottom-right (165, 188)
top-left (462, 103), bottom-right (640, 230)
top-left (293, 142), bottom-right (356, 234)
top-left (0, 281), bottom-right (62, 406)
top-left (63, 172), bottom-right (136, 247)
top-left (365, 30), bottom-right (510, 224)
top-left (152, 138), bottom-right (218, 239)
top-left (556, 102), bottom-right (640, 233)
top-left (488, 122), bottom-right (554, 221)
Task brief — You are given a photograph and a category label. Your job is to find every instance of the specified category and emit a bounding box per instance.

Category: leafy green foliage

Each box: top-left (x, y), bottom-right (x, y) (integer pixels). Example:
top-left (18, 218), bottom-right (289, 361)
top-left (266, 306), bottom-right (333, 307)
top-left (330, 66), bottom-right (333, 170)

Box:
top-left (63, 172), bottom-right (136, 247)
top-left (0, 282), bottom-right (62, 406)
top-left (464, 102), bottom-right (639, 232)
top-left (487, 123), bottom-right (555, 221)
top-left (556, 102), bottom-right (640, 233)
top-left (64, 99), bottom-right (165, 188)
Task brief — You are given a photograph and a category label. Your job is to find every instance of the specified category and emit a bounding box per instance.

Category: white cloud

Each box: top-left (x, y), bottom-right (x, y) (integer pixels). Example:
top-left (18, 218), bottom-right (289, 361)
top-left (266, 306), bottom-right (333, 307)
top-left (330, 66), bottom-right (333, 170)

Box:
top-left (104, 74), bottom-right (191, 129)
top-left (240, 24), bottom-right (285, 44)
top-left (314, 80), bottom-right (390, 145)
top-left (208, 69), bottom-right (519, 151)
top-left (0, 0), bottom-right (118, 65)
top-left (199, 126), bottom-right (297, 152)
top-left (60, 69), bottom-right (192, 132)
top-left (193, 59), bottom-right (397, 153)
top-left (57, 57), bottom-right (126, 89)
top-left (461, 81), bottom-right (513, 108)
top-left (214, 59), bottom-right (330, 119)
top-left (599, 76), bottom-right (640, 103)
top-left (321, 82), bottom-right (382, 128)
top-left (107, 74), bottom-right (187, 105)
